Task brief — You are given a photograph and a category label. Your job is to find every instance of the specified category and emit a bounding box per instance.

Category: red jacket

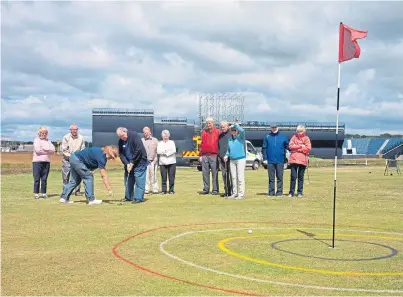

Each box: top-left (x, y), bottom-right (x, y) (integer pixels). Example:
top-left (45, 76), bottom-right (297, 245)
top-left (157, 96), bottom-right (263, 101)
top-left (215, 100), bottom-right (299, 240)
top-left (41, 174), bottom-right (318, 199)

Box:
top-left (288, 133), bottom-right (311, 166)
top-left (199, 127), bottom-right (220, 156)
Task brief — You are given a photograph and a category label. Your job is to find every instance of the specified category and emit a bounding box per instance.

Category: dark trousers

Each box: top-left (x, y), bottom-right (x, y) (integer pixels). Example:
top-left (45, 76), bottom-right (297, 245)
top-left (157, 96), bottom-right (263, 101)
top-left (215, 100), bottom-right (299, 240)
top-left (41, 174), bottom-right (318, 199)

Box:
top-left (160, 164), bottom-right (176, 193)
top-left (124, 169), bottom-right (129, 200)
top-left (201, 155), bottom-right (219, 193)
top-left (267, 163), bottom-right (284, 195)
top-left (289, 164), bottom-right (306, 195)
top-left (218, 156), bottom-right (232, 195)
top-left (33, 162), bottom-right (50, 194)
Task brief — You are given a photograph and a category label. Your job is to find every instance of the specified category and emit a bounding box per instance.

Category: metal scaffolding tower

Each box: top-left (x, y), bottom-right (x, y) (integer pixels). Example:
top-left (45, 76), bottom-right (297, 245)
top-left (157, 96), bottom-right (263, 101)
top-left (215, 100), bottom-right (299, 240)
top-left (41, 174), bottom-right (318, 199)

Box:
top-left (198, 93), bottom-right (245, 126)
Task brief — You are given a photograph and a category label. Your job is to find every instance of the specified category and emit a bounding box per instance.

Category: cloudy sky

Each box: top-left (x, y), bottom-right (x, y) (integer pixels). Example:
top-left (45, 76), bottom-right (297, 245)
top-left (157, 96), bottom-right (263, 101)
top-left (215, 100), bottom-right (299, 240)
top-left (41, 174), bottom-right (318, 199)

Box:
top-left (1, 1), bottom-right (403, 141)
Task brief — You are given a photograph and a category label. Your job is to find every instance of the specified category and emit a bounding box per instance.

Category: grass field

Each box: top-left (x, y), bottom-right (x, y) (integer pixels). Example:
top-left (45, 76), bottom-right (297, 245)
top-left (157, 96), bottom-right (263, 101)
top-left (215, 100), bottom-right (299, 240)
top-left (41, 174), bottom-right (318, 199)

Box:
top-left (1, 154), bottom-right (403, 296)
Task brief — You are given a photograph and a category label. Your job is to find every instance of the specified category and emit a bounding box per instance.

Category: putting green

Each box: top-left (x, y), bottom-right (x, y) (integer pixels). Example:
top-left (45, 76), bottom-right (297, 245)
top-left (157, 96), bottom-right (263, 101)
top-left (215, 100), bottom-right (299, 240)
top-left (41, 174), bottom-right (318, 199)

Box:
top-left (218, 233), bottom-right (403, 276)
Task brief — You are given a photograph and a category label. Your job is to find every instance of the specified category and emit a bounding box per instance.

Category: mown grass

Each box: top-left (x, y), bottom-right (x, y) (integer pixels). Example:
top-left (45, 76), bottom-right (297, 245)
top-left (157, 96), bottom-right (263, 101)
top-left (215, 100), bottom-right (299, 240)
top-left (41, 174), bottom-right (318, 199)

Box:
top-left (1, 164), bottom-right (402, 296)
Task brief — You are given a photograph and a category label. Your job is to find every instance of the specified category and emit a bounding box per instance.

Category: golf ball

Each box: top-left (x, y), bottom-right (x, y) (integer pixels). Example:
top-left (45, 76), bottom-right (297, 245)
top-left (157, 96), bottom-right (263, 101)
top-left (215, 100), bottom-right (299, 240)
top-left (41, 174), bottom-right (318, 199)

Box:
top-left (248, 229), bottom-right (252, 234)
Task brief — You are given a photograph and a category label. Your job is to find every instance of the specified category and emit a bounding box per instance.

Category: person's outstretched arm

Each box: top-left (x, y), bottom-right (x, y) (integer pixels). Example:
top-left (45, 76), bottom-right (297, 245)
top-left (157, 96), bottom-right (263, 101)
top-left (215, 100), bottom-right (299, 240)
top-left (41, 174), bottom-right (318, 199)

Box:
top-left (99, 168), bottom-right (113, 195)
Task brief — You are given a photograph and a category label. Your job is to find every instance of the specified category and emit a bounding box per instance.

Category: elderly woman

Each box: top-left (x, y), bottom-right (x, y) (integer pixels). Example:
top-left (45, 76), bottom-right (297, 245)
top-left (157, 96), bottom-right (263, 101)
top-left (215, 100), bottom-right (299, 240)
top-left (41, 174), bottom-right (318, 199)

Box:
top-left (60, 145), bottom-right (118, 205)
top-left (32, 126), bottom-right (55, 199)
top-left (288, 125), bottom-right (312, 198)
top-left (223, 123), bottom-right (246, 199)
top-left (157, 130), bottom-right (177, 194)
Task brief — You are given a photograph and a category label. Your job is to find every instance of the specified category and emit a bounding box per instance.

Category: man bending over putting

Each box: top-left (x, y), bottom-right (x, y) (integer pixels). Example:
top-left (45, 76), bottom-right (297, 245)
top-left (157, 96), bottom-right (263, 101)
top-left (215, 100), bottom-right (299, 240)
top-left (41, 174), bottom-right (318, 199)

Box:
top-left (60, 145), bottom-right (118, 205)
top-left (117, 127), bottom-right (148, 204)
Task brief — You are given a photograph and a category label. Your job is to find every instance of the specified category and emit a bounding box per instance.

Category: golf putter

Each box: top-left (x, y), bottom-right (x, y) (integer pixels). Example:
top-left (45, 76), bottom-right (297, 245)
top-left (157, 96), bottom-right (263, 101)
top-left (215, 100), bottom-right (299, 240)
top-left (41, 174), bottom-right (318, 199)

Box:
top-left (225, 160), bottom-right (229, 199)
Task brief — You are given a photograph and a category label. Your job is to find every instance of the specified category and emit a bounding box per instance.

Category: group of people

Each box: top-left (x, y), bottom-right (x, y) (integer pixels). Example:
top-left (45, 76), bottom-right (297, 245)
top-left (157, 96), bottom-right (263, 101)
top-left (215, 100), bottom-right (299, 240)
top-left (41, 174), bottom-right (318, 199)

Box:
top-left (32, 125), bottom-right (178, 205)
top-left (31, 119), bottom-right (311, 205)
top-left (115, 126), bottom-right (177, 204)
top-left (199, 118), bottom-right (312, 199)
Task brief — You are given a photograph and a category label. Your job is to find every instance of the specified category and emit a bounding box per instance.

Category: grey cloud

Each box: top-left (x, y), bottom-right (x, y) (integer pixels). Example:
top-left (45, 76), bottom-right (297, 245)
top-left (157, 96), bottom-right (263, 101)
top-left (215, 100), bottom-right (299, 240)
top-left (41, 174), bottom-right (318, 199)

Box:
top-left (1, 1), bottom-right (403, 139)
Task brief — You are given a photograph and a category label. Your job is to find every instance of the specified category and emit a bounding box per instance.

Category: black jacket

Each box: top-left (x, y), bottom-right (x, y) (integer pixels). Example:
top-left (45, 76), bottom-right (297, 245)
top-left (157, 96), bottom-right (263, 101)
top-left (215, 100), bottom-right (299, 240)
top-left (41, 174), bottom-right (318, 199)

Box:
top-left (218, 130), bottom-right (231, 158)
top-left (118, 131), bottom-right (148, 167)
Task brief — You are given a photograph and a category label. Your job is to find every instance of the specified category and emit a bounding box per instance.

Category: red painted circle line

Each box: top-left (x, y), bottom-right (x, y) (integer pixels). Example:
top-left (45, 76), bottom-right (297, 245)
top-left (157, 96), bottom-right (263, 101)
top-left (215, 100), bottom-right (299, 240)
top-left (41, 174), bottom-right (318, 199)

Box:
top-left (111, 221), bottom-right (392, 296)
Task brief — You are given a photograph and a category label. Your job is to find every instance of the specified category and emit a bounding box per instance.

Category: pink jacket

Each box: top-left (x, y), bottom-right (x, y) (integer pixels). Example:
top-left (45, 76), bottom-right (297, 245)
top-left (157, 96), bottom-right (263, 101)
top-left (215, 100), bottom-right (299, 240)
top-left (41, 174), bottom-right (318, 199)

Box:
top-left (32, 137), bottom-right (55, 162)
top-left (288, 133), bottom-right (311, 166)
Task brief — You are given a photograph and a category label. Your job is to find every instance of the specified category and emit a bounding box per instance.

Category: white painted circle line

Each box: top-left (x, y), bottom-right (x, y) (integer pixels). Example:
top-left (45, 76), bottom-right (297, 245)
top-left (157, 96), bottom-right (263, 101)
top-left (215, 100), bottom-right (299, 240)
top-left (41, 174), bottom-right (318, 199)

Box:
top-left (159, 227), bottom-right (403, 294)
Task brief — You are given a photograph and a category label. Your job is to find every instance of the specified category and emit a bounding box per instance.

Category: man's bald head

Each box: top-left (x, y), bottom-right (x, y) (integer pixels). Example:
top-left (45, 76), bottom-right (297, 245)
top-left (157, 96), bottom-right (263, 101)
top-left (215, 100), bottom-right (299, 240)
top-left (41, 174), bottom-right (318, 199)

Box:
top-left (143, 126), bottom-right (151, 138)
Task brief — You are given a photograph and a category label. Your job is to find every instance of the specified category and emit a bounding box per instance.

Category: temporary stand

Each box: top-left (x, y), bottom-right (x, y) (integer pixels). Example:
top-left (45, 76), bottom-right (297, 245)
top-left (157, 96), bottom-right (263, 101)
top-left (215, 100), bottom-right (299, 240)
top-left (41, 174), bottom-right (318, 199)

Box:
top-left (384, 160), bottom-right (401, 176)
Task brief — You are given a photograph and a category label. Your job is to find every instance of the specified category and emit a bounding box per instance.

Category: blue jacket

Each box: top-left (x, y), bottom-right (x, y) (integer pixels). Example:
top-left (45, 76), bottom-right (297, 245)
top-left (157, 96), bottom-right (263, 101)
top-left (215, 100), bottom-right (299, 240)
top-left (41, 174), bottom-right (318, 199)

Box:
top-left (225, 124), bottom-right (246, 160)
top-left (262, 131), bottom-right (289, 164)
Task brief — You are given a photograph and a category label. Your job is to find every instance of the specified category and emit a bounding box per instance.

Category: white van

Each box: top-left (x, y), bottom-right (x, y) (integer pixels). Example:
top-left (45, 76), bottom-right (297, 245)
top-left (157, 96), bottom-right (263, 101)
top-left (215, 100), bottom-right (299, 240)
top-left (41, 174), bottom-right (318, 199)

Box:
top-left (261, 149), bottom-right (291, 170)
top-left (245, 140), bottom-right (264, 170)
top-left (195, 140), bottom-right (263, 171)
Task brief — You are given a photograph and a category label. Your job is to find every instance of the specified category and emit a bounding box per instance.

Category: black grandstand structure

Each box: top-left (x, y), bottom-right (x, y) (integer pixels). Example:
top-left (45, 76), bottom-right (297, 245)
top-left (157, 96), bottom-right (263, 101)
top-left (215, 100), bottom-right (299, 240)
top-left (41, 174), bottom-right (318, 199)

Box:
top-left (92, 108), bottom-right (345, 160)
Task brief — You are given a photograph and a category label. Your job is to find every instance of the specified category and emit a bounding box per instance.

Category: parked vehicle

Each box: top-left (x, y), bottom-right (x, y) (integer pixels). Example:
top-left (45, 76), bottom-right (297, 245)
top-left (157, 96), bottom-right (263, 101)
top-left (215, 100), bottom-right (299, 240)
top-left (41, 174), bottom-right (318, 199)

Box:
top-left (262, 149), bottom-right (291, 170)
top-left (182, 137), bottom-right (264, 171)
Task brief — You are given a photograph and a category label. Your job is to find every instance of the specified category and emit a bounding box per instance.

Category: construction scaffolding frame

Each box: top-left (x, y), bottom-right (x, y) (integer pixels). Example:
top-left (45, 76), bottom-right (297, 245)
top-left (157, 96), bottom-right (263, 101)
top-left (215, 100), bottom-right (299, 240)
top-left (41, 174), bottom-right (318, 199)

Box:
top-left (198, 93), bottom-right (245, 127)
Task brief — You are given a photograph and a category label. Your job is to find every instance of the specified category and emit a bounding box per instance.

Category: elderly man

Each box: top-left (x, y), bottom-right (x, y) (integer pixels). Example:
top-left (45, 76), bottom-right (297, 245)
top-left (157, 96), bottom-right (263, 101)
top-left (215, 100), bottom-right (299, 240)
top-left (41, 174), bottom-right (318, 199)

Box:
top-left (262, 123), bottom-right (289, 197)
top-left (199, 117), bottom-right (221, 195)
top-left (61, 124), bottom-right (86, 195)
top-left (218, 121), bottom-right (232, 197)
top-left (117, 127), bottom-right (148, 204)
top-left (141, 127), bottom-right (159, 194)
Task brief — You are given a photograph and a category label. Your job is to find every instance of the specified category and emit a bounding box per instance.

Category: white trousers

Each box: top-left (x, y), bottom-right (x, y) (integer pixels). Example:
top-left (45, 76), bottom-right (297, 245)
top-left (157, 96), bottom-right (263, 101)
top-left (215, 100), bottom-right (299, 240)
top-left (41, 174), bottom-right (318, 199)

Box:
top-left (230, 158), bottom-right (246, 197)
top-left (145, 162), bottom-right (159, 193)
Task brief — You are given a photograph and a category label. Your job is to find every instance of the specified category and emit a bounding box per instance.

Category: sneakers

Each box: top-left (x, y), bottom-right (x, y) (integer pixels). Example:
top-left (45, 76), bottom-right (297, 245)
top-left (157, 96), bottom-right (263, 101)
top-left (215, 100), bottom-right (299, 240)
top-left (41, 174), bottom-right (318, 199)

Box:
top-left (227, 194), bottom-right (238, 199)
top-left (132, 200), bottom-right (144, 204)
top-left (88, 199), bottom-right (102, 205)
top-left (59, 198), bottom-right (74, 204)
top-left (34, 194), bottom-right (49, 199)
top-left (235, 196), bottom-right (244, 200)
top-left (288, 193), bottom-right (303, 198)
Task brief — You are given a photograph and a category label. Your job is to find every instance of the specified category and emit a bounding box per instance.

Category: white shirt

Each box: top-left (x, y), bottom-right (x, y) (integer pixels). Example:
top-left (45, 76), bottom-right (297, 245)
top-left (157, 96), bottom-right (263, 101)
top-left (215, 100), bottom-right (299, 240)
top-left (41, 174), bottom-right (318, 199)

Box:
top-left (61, 133), bottom-right (85, 158)
top-left (157, 140), bottom-right (176, 165)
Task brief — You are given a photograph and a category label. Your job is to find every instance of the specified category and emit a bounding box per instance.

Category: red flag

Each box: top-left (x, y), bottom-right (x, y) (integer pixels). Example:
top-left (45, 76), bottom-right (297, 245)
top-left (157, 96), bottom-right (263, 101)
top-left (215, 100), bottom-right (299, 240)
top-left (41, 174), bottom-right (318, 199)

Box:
top-left (338, 23), bottom-right (368, 63)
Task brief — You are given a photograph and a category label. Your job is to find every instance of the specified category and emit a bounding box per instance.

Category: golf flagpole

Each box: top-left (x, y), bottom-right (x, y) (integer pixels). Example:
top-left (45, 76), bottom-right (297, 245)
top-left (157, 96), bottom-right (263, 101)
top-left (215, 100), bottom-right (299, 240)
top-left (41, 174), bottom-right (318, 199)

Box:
top-left (331, 61), bottom-right (341, 249)
top-left (332, 22), bottom-right (368, 248)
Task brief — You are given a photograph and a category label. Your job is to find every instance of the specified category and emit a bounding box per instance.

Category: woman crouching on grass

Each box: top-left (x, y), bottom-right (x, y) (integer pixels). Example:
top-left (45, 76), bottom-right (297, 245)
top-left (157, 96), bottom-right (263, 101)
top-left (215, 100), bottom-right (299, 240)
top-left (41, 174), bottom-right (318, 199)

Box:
top-left (32, 126), bottom-right (56, 199)
top-left (288, 125), bottom-right (311, 198)
top-left (60, 145), bottom-right (119, 205)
